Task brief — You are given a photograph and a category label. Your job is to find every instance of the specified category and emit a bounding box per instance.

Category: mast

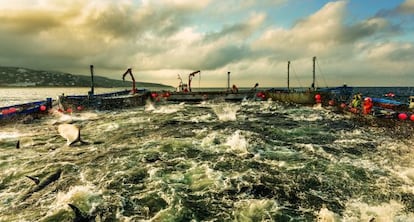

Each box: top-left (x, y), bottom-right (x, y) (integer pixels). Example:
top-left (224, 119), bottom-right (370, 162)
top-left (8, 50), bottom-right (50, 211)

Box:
top-left (287, 61), bottom-right (290, 91)
top-left (227, 71), bottom-right (230, 91)
top-left (89, 65), bottom-right (95, 96)
top-left (312, 56), bottom-right (316, 90)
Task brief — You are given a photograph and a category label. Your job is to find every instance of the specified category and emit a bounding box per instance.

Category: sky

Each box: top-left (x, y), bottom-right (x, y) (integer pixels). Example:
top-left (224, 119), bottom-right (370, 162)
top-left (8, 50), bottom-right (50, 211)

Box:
top-left (0, 0), bottom-right (413, 88)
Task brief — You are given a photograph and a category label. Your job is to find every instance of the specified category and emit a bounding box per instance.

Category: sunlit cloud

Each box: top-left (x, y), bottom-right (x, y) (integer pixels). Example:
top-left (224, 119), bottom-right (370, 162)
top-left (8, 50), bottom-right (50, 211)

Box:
top-left (0, 0), bottom-right (412, 86)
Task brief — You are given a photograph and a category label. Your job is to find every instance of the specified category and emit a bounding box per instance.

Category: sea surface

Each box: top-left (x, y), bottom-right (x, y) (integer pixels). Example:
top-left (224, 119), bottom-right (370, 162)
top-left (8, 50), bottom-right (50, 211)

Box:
top-left (1, 87), bottom-right (414, 221)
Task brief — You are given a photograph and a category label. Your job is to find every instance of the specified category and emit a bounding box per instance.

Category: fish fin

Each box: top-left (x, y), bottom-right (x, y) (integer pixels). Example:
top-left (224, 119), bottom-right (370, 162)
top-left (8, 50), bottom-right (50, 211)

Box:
top-left (75, 129), bottom-right (90, 145)
top-left (68, 203), bottom-right (95, 222)
top-left (25, 175), bottom-right (40, 185)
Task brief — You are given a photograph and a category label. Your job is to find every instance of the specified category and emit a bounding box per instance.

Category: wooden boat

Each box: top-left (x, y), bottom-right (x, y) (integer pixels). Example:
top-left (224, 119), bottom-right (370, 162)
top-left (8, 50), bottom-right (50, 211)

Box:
top-left (57, 89), bottom-right (150, 111)
top-left (0, 98), bottom-right (52, 123)
top-left (151, 71), bottom-right (265, 103)
top-left (56, 66), bottom-right (150, 111)
top-left (151, 89), bottom-right (263, 103)
top-left (371, 97), bottom-right (409, 111)
top-left (265, 57), bottom-right (353, 105)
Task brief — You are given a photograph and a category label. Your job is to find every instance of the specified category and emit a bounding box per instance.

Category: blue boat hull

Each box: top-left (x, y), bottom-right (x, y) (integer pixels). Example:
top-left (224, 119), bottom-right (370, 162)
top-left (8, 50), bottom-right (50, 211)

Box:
top-left (0, 99), bottom-right (52, 123)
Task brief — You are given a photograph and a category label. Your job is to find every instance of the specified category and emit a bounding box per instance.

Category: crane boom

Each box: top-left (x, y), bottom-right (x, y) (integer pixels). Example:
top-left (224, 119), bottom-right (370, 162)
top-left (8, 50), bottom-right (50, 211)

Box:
top-left (122, 68), bottom-right (137, 94)
top-left (188, 70), bottom-right (201, 92)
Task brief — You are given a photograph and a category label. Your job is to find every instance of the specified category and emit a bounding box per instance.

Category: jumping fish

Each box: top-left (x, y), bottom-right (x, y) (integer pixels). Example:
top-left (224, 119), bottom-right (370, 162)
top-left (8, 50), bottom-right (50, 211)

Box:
top-left (21, 169), bottom-right (62, 201)
top-left (58, 124), bottom-right (89, 146)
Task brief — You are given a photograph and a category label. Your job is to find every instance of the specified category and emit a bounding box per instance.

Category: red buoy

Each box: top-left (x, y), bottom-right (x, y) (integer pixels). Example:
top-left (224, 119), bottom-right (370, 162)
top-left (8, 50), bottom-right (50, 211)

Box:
top-left (67, 108), bottom-right (73, 113)
top-left (315, 94), bottom-right (321, 100)
top-left (77, 106), bottom-right (83, 111)
top-left (40, 105), bottom-right (47, 111)
top-left (410, 114), bottom-right (414, 121)
top-left (398, 113), bottom-right (407, 120)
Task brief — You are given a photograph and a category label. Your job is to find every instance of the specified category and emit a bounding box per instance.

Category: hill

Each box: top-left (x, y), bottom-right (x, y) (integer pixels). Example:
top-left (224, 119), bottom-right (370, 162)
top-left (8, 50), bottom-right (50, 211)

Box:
top-left (0, 66), bottom-right (172, 88)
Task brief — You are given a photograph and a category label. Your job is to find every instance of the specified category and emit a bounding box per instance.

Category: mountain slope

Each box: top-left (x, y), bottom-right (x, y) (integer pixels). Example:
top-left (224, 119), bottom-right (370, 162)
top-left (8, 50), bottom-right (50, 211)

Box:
top-left (0, 66), bottom-right (172, 88)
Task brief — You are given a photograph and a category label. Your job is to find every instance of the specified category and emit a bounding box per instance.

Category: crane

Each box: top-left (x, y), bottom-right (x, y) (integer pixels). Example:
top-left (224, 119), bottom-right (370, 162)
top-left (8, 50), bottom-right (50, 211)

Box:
top-left (188, 70), bottom-right (201, 92)
top-left (122, 68), bottom-right (137, 94)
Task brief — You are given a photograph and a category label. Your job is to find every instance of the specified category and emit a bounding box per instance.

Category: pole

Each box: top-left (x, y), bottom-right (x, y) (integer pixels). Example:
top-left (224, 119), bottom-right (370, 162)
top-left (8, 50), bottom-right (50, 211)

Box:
top-left (287, 61), bottom-right (290, 91)
top-left (89, 65), bottom-right (95, 96)
top-left (227, 72), bottom-right (230, 91)
top-left (312, 56), bottom-right (316, 90)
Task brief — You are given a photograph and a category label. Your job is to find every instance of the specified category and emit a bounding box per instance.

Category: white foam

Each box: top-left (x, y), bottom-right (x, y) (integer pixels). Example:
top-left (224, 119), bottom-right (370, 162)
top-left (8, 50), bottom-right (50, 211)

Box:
top-left (0, 131), bottom-right (21, 140)
top-left (225, 130), bottom-right (249, 154)
top-left (153, 104), bottom-right (184, 114)
top-left (233, 199), bottom-right (279, 221)
top-left (18, 137), bottom-right (34, 148)
top-left (186, 164), bottom-right (225, 193)
top-left (47, 185), bottom-right (101, 217)
top-left (342, 200), bottom-right (414, 221)
top-left (201, 132), bottom-right (220, 148)
top-left (317, 206), bottom-right (338, 222)
top-left (291, 113), bottom-right (323, 122)
top-left (145, 101), bottom-right (156, 112)
top-left (190, 113), bottom-right (212, 123)
top-left (212, 103), bottom-right (240, 121)
top-left (97, 123), bottom-right (120, 132)
top-left (296, 143), bottom-right (316, 153)
top-left (54, 112), bottom-right (74, 124)
top-left (313, 103), bottom-right (323, 110)
top-left (402, 168), bottom-right (414, 182)
top-left (52, 111), bottom-right (99, 124)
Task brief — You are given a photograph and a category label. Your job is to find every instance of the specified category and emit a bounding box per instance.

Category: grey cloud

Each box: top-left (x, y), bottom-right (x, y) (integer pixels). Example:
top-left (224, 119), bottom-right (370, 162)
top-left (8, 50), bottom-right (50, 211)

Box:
top-left (0, 10), bottom-right (63, 35)
top-left (375, 0), bottom-right (414, 17)
top-left (84, 3), bottom-right (199, 40)
top-left (204, 22), bottom-right (257, 42)
top-left (202, 45), bottom-right (250, 69)
top-left (339, 18), bottom-right (390, 43)
top-left (389, 46), bottom-right (414, 61)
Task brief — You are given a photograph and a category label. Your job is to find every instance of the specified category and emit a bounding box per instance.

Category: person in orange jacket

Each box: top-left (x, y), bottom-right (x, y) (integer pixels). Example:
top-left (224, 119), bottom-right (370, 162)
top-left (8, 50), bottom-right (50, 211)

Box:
top-left (363, 97), bottom-right (373, 115)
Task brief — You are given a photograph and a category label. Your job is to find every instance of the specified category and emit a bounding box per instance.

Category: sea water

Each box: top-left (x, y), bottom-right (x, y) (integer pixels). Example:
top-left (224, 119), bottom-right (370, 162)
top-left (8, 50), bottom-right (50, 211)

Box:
top-left (0, 87), bottom-right (414, 221)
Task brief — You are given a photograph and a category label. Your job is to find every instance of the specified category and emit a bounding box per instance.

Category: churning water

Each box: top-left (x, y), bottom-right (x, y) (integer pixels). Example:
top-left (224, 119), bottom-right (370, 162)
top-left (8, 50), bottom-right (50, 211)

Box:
top-left (1, 88), bottom-right (414, 221)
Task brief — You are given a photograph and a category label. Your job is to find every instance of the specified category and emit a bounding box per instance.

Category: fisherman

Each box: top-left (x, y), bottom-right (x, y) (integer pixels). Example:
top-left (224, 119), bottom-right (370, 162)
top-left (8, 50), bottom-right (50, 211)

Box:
top-left (232, 84), bottom-right (239, 93)
top-left (351, 93), bottom-right (362, 109)
top-left (362, 97), bottom-right (373, 115)
top-left (349, 93), bottom-right (362, 113)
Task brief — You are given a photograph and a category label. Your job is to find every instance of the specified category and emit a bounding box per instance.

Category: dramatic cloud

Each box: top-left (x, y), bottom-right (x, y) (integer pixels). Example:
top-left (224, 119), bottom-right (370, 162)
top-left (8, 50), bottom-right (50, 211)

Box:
top-left (0, 0), bottom-right (413, 86)
top-left (253, 1), bottom-right (390, 59)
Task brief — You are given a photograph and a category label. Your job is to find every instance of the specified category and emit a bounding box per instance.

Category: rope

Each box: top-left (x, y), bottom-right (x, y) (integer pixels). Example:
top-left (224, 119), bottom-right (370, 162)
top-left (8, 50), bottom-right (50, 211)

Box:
top-left (316, 59), bottom-right (328, 88)
top-left (291, 63), bottom-right (303, 88)
top-left (198, 71), bottom-right (201, 90)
